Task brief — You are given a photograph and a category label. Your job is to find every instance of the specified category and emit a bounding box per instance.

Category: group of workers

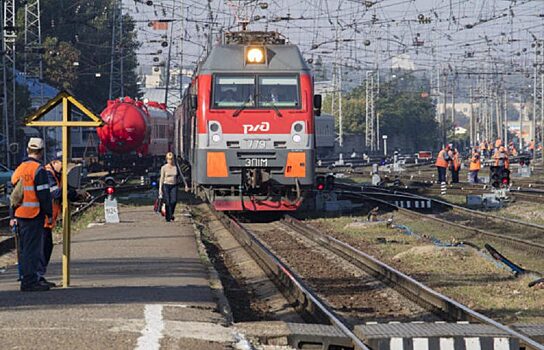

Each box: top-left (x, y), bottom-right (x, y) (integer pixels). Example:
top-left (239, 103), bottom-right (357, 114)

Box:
top-left (436, 137), bottom-right (516, 184)
top-left (9, 138), bottom-right (76, 292)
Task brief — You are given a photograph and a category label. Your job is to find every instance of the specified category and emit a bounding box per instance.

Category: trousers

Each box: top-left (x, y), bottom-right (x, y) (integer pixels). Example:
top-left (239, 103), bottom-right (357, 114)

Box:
top-left (18, 215), bottom-right (44, 287)
top-left (469, 170), bottom-right (479, 183)
top-left (437, 166), bottom-right (447, 183)
top-left (450, 168), bottom-right (459, 183)
top-left (38, 228), bottom-right (53, 277)
top-left (162, 184), bottom-right (178, 222)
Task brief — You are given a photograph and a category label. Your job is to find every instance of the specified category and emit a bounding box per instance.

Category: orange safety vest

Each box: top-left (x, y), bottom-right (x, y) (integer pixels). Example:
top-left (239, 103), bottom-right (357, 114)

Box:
top-left (11, 160), bottom-right (43, 219)
top-left (495, 139), bottom-right (502, 148)
top-left (435, 149), bottom-right (449, 168)
top-left (452, 153), bottom-right (461, 171)
top-left (529, 141), bottom-right (535, 150)
top-left (469, 153), bottom-right (481, 171)
top-left (494, 151), bottom-right (509, 169)
top-left (44, 164), bottom-right (61, 229)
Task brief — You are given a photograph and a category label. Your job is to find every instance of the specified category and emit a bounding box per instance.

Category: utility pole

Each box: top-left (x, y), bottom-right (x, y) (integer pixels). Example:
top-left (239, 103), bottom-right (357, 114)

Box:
top-left (469, 88), bottom-right (474, 146)
top-left (165, 0), bottom-right (185, 109)
top-left (2, 0), bottom-right (16, 167)
top-left (109, 0), bottom-right (124, 99)
top-left (24, 0), bottom-right (46, 159)
top-left (442, 70), bottom-right (447, 146)
top-left (338, 62), bottom-right (343, 148)
top-left (504, 90), bottom-right (508, 144)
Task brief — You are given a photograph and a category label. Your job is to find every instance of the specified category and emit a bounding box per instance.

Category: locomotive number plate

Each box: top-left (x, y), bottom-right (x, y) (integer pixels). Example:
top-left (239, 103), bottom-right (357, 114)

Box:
top-left (244, 158), bottom-right (268, 167)
top-left (242, 139), bottom-right (269, 149)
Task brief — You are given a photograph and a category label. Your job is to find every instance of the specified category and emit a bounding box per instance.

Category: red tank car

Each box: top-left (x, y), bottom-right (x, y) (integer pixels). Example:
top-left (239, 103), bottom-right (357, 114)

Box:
top-left (97, 97), bottom-right (151, 155)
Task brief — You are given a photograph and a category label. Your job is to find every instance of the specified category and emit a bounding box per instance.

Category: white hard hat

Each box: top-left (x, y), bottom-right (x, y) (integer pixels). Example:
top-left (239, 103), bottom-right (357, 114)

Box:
top-left (28, 137), bottom-right (44, 150)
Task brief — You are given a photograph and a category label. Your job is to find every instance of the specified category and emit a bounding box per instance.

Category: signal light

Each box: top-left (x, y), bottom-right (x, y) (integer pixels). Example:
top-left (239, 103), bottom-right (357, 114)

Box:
top-left (490, 166), bottom-right (510, 189)
top-left (325, 175), bottom-right (335, 191)
top-left (316, 175), bottom-right (326, 191)
top-left (106, 186), bottom-right (115, 195)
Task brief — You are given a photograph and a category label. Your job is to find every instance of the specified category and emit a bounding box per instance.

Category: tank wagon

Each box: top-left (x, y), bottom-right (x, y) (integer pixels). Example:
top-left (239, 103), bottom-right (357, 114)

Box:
top-left (97, 97), bottom-right (173, 171)
top-left (175, 31), bottom-right (322, 211)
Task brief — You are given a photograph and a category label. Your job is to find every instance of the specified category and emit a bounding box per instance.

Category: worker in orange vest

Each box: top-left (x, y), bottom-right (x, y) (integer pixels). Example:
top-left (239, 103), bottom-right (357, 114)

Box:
top-left (494, 146), bottom-right (510, 170)
top-left (479, 141), bottom-right (486, 157)
top-left (529, 139), bottom-right (535, 158)
top-left (494, 138), bottom-right (502, 150)
top-left (508, 141), bottom-right (518, 157)
top-left (10, 138), bottom-right (53, 292)
top-left (37, 154), bottom-right (77, 287)
top-left (435, 145), bottom-right (451, 183)
top-left (449, 148), bottom-right (461, 183)
top-left (469, 148), bottom-right (481, 183)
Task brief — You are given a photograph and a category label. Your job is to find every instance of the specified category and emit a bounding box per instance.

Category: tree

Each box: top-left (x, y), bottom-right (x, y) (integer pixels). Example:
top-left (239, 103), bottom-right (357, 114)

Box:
top-left (37, 0), bottom-right (141, 110)
top-left (43, 37), bottom-right (80, 90)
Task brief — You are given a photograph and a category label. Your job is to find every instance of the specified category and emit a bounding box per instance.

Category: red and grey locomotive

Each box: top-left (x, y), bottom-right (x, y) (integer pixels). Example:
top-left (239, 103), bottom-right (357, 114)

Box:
top-left (175, 31), bottom-right (321, 211)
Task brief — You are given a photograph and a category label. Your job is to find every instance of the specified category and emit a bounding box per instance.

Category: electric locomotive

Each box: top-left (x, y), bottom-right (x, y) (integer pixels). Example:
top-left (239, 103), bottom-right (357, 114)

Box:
top-left (175, 31), bottom-right (322, 211)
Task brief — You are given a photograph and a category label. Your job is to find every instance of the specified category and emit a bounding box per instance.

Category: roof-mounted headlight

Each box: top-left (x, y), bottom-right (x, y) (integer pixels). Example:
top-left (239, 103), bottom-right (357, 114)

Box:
top-left (246, 47), bottom-right (265, 64)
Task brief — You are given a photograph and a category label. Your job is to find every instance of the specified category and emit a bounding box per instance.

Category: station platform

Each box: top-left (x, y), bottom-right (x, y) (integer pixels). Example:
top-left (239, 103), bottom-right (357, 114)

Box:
top-left (0, 204), bottom-right (234, 349)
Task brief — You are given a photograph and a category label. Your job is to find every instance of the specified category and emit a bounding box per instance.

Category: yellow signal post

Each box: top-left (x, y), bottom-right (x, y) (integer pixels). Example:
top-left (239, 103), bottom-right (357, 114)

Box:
top-left (26, 91), bottom-right (104, 287)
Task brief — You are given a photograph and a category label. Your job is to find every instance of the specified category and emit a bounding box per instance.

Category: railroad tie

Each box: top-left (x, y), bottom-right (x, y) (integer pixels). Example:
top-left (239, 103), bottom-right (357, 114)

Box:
top-left (378, 336), bottom-right (514, 350)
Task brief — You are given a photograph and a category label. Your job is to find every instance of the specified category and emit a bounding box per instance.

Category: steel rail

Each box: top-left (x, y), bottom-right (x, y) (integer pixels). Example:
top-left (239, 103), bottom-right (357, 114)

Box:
top-left (282, 217), bottom-right (544, 350)
top-left (212, 209), bottom-right (370, 350)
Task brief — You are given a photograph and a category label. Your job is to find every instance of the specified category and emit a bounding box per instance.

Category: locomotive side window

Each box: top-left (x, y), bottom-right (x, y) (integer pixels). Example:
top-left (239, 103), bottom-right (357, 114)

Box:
top-left (213, 76), bottom-right (255, 108)
top-left (258, 76), bottom-right (300, 108)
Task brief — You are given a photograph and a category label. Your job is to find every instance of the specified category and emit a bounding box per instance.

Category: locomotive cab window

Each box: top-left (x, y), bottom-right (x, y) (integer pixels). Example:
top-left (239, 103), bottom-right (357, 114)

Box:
top-left (258, 76), bottom-right (300, 108)
top-left (213, 76), bottom-right (255, 108)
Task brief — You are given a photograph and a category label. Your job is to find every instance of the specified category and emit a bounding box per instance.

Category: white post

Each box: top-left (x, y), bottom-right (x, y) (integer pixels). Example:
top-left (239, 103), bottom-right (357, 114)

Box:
top-left (383, 135), bottom-right (388, 156)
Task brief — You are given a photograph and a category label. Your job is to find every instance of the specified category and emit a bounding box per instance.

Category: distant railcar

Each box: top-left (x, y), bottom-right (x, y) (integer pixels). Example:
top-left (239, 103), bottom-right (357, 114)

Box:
top-left (315, 113), bottom-right (335, 158)
top-left (175, 31), bottom-right (322, 211)
top-left (96, 97), bottom-right (173, 171)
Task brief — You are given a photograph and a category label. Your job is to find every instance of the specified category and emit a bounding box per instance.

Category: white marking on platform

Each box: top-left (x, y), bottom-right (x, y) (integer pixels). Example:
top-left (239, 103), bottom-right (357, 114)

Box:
top-left (390, 337), bottom-right (403, 350)
top-left (494, 338), bottom-right (510, 350)
top-left (439, 338), bottom-right (455, 350)
top-left (135, 304), bottom-right (164, 350)
top-left (465, 337), bottom-right (481, 350)
top-left (413, 337), bottom-right (429, 350)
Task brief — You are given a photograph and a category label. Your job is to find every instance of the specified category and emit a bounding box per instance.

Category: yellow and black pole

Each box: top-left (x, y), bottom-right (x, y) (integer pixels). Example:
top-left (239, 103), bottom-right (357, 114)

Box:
top-left (25, 91), bottom-right (104, 287)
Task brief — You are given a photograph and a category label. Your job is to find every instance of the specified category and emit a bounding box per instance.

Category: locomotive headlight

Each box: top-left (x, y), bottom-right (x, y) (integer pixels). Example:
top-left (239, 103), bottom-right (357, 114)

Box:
top-left (292, 134), bottom-right (302, 143)
top-left (246, 47), bottom-right (265, 64)
top-left (212, 134), bottom-right (221, 143)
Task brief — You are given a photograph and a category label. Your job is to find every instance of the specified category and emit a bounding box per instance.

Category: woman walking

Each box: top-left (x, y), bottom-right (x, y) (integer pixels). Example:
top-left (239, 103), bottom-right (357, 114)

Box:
top-left (159, 152), bottom-right (178, 222)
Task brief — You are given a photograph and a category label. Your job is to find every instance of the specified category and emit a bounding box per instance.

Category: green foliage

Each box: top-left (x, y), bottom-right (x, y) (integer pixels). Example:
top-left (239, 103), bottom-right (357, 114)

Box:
top-left (37, 0), bottom-right (140, 110)
top-left (322, 74), bottom-right (438, 151)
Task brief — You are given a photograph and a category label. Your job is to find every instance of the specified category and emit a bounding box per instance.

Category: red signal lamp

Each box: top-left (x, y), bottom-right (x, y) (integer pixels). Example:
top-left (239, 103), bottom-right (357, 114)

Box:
top-left (502, 178), bottom-right (509, 184)
top-left (106, 187), bottom-right (115, 195)
top-left (317, 183), bottom-right (325, 191)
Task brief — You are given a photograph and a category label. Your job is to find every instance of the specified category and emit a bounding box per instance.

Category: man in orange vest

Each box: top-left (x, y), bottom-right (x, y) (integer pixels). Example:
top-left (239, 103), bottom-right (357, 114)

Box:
top-left (435, 145), bottom-right (451, 183)
top-left (494, 146), bottom-right (510, 170)
top-left (529, 139), bottom-right (535, 158)
top-left (10, 138), bottom-right (53, 292)
top-left (449, 148), bottom-right (461, 183)
top-left (38, 154), bottom-right (78, 286)
top-left (469, 148), bottom-right (481, 183)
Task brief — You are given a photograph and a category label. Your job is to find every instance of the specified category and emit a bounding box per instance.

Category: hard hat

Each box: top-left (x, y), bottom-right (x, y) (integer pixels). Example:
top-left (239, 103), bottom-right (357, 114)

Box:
top-left (27, 137), bottom-right (44, 150)
top-left (166, 152), bottom-right (174, 160)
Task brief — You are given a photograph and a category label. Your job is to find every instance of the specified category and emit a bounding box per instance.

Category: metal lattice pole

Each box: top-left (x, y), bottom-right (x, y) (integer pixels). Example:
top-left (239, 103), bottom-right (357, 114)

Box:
top-left (165, 0), bottom-right (185, 110)
top-left (109, 0), bottom-right (124, 99)
top-left (3, 0), bottom-right (16, 167)
top-left (24, 0), bottom-right (46, 160)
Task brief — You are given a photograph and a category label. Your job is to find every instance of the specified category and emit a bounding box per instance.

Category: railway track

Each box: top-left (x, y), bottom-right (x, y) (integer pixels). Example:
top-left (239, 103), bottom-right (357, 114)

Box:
top-left (0, 183), bottom-right (151, 257)
top-left (211, 208), bottom-right (544, 349)
top-left (337, 183), bottom-right (544, 256)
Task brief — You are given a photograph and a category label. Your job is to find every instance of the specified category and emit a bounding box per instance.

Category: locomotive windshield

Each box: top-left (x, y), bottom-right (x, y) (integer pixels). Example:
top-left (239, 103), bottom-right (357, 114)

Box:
top-left (213, 76), bottom-right (255, 108)
top-left (212, 74), bottom-right (300, 109)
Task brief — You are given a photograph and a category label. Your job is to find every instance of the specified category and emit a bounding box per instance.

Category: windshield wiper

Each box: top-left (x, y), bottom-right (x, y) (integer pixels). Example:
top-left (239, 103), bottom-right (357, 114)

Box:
top-left (233, 94), bottom-right (257, 117)
top-left (269, 101), bottom-right (283, 117)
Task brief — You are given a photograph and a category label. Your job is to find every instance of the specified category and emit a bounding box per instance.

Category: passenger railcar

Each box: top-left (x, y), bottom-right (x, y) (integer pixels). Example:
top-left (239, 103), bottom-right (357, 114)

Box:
top-left (175, 31), bottom-right (321, 211)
